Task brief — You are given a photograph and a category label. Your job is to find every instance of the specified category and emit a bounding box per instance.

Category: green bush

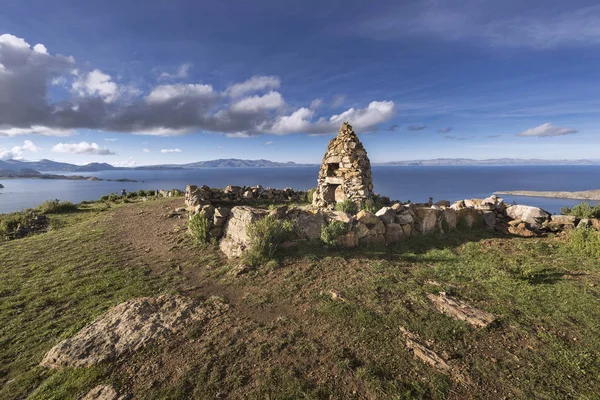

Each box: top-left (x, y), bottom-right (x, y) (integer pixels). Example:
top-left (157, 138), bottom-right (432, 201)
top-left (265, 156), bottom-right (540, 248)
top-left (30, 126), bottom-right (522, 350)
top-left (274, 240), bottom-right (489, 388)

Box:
top-left (99, 195), bottom-right (109, 201)
top-left (126, 192), bottom-right (137, 199)
top-left (362, 194), bottom-right (385, 213)
top-left (0, 211), bottom-right (36, 238)
top-left (189, 213), bottom-right (212, 244)
top-left (335, 199), bottom-right (357, 215)
top-left (561, 202), bottom-right (600, 219)
top-left (321, 221), bottom-right (349, 245)
top-left (146, 189), bottom-right (156, 196)
top-left (306, 188), bottom-right (316, 204)
top-left (36, 199), bottom-right (78, 214)
top-left (564, 227), bottom-right (600, 258)
top-left (137, 189), bottom-right (147, 197)
top-left (246, 216), bottom-right (298, 265)
top-left (107, 194), bottom-right (119, 202)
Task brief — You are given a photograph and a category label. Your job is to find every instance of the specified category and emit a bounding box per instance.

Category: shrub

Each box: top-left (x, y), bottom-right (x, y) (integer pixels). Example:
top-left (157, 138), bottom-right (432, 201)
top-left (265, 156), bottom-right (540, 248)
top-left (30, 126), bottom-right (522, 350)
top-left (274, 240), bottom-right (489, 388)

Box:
top-left (0, 211), bottom-right (36, 238)
top-left (126, 192), bottom-right (137, 199)
top-left (246, 216), bottom-right (298, 265)
top-left (189, 213), bottom-right (212, 244)
top-left (107, 194), bottom-right (119, 202)
top-left (146, 189), bottom-right (156, 196)
top-left (137, 189), bottom-right (147, 197)
top-left (564, 227), bottom-right (600, 258)
top-left (362, 194), bottom-right (385, 213)
top-left (335, 199), bottom-right (357, 215)
top-left (306, 188), bottom-right (316, 204)
top-left (321, 221), bottom-right (349, 246)
top-left (561, 202), bottom-right (600, 219)
top-left (36, 199), bottom-right (78, 214)
top-left (99, 195), bottom-right (109, 201)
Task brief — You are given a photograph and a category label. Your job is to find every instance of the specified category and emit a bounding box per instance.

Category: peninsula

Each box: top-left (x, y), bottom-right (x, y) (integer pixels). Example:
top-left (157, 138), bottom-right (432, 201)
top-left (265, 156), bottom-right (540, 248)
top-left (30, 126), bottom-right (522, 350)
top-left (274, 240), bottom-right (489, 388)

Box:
top-left (495, 189), bottom-right (600, 201)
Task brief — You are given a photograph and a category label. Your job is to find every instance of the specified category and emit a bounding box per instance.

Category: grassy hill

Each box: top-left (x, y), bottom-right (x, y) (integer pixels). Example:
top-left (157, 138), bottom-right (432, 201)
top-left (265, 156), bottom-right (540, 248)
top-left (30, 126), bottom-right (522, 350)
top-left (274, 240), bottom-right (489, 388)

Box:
top-left (1, 198), bottom-right (599, 399)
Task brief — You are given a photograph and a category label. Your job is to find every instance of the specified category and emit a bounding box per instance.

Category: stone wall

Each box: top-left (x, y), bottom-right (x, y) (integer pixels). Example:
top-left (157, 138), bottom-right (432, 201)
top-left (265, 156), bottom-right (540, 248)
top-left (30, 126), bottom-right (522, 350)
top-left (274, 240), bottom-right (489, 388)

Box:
top-left (185, 184), bottom-right (306, 207)
top-left (313, 122), bottom-right (373, 209)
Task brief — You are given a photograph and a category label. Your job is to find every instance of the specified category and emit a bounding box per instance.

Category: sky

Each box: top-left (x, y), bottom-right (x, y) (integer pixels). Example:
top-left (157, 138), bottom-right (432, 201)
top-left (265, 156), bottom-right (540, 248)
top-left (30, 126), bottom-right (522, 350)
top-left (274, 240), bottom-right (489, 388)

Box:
top-left (0, 0), bottom-right (599, 166)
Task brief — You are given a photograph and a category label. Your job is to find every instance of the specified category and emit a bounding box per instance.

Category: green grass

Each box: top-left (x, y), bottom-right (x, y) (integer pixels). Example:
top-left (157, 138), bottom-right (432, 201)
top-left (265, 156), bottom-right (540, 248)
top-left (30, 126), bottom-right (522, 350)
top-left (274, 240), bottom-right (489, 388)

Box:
top-left (2, 200), bottom-right (600, 399)
top-left (0, 207), bottom-right (180, 400)
top-left (561, 202), bottom-right (600, 219)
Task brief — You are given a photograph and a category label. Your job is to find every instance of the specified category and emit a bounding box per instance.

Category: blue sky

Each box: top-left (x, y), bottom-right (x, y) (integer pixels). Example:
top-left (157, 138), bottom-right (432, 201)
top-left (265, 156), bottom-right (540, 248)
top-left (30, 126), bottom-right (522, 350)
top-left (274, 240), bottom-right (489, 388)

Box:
top-left (0, 0), bottom-right (599, 165)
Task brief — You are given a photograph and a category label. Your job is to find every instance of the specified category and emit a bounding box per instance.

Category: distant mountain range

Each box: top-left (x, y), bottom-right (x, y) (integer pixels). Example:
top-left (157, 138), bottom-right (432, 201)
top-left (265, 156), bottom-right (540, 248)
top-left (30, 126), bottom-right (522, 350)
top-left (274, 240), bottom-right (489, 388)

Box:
top-left (377, 158), bottom-right (600, 166)
top-left (2, 157), bottom-right (600, 176)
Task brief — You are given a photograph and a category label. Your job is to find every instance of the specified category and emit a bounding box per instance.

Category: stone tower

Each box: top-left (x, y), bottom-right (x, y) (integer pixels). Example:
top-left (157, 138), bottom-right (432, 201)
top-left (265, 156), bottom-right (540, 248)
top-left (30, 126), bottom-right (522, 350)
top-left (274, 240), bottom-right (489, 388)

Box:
top-left (313, 122), bottom-right (373, 209)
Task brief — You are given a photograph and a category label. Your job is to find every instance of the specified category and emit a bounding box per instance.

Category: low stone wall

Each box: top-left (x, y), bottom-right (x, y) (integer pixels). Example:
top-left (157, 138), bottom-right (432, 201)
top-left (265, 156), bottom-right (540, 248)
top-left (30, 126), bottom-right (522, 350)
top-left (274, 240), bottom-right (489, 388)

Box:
top-left (183, 186), bottom-right (600, 259)
top-left (185, 184), bottom-right (307, 207)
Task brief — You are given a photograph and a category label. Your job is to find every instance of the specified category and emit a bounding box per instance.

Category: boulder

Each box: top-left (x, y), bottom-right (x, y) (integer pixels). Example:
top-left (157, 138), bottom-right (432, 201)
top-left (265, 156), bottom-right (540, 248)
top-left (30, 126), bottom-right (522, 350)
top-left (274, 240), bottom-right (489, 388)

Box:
top-left (590, 218), bottom-right (600, 231)
top-left (450, 200), bottom-right (466, 210)
top-left (482, 211), bottom-right (496, 229)
top-left (414, 208), bottom-right (440, 235)
top-left (297, 211), bottom-right (325, 240)
top-left (506, 205), bottom-right (550, 228)
top-left (546, 214), bottom-right (577, 231)
top-left (40, 295), bottom-right (227, 368)
top-left (337, 230), bottom-right (359, 248)
top-left (435, 200), bottom-right (451, 207)
top-left (508, 222), bottom-right (536, 237)
top-left (82, 385), bottom-right (124, 400)
top-left (324, 210), bottom-right (352, 224)
top-left (442, 208), bottom-right (457, 232)
top-left (356, 210), bottom-right (385, 234)
top-left (219, 206), bottom-right (268, 258)
top-left (395, 210), bottom-right (414, 225)
top-left (384, 222), bottom-right (404, 244)
top-left (375, 206), bottom-right (396, 226)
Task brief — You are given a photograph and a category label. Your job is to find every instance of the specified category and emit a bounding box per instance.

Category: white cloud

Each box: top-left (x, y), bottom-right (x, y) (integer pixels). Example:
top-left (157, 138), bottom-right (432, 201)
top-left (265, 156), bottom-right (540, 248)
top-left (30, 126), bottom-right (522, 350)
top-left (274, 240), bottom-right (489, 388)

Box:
top-left (0, 126), bottom-right (75, 137)
top-left (72, 69), bottom-right (119, 103)
top-left (230, 91), bottom-right (284, 113)
top-left (159, 63), bottom-right (192, 80)
top-left (0, 33), bottom-right (395, 138)
top-left (104, 138), bottom-right (118, 142)
top-left (517, 123), bottom-right (578, 137)
top-left (143, 148), bottom-right (150, 153)
top-left (226, 75), bottom-right (280, 98)
top-left (0, 140), bottom-right (40, 160)
top-left (52, 141), bottom-right (115, 155)
top-left (225, 132), bottom-right (253, 138)
top-left (160, 148), bottom-right (182, 153)
top-left (33, 44), bottom-right (48, 54)
top-left (265, 141), bottom-right (274, 145)
top-left (269, 108), bottom-right (315, 135)
top-left (145, 83), bottom-right (215, 103)
top-left (329, 101), bottom-right (395, 131)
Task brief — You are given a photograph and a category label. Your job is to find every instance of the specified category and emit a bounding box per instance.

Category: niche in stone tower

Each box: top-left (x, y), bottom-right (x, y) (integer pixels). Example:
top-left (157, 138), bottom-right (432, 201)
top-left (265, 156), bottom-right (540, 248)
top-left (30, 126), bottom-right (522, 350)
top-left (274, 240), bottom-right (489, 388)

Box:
top-left (313, 122), bottom-right (374, 209)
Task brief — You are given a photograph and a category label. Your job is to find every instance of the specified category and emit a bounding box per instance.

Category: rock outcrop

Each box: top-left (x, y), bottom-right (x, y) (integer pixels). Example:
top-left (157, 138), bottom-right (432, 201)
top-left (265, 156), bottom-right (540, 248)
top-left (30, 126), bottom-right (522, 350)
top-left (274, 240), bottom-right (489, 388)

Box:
top-left (219, 206), bottom-right (269, 258)
top-left (185, 184), bottom-right (305, 208)
top-left (40, 295), bottom-right (227, 368)
top-left (312, 122), bottom-right (373, 209)
top-left (506, 205), bottom-right (550, 228)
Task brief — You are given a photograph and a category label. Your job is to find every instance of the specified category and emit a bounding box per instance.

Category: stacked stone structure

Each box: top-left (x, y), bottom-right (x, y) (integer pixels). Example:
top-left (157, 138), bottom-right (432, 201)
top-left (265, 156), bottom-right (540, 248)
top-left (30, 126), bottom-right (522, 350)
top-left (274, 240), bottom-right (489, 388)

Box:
top-left (312, 122), bottom-right (373, 209)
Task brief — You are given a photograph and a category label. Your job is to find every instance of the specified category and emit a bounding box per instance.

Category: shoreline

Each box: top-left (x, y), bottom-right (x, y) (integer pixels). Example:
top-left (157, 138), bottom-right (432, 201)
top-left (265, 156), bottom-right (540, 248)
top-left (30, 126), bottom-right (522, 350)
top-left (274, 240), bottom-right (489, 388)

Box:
top-left (0, 173), bottom-right (137, 182)
top-left (495, 189), bottom-right (600, 201)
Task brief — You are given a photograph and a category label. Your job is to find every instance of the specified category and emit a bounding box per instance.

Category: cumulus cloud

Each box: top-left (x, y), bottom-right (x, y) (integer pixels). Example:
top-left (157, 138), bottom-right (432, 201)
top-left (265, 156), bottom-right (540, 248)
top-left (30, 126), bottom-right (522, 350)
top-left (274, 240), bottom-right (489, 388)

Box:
top-left (517, 123), bottom-right (578, 137)
top-left (52, 141), bottom-right (115, 155)
top-left (159, 63), bottom-right (192, 80)
top-left (226, 75), bottom-right (280, 98)
top-left (160, 148), bottom-right (182, 153)
top-left (407, 124), bottom-right (426, 131)
top-left (0, 33), bottom-right (396, 138)
top-left (0, 139), bottom-right (40, 160)
top-left (310, 98), bottom-right (323, 110)
top-left (72, 69), bottom-right (120, 103)
top-left (229, 91), bottom-right (284, 113)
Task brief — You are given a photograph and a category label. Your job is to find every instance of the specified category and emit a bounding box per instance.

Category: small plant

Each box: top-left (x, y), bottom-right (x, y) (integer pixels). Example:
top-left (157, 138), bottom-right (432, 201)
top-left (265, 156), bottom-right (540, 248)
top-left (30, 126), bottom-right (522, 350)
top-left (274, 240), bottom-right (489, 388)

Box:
top-left (146, 189), bottom-right (156, 196)
top-left (36, 199), bottom-right (78, 214)
top-left (306, 188), bottom-right (316, 204)
top-left (189, 213), bottom-right (212, 244)
top-left (564, 227), bottom-right (600, 258)
top-left (99, 195), bottom-right (109, 201)
top-left (335, 199), bottom-right (357, 215)
top-left (561, 202), bottom-right (600, 219)
top-left (126, 192), bottom-right (137, 199)
top-left (321, 221), bottom-right (349, 246)
top-left (137, 189), bottom-right (147, 197)
top-left (246, 216), bottom-right (298, 266)
top-left (107, 194), bottom-right (119, 202)
top-left (361, 194), bottom-right (385, 213)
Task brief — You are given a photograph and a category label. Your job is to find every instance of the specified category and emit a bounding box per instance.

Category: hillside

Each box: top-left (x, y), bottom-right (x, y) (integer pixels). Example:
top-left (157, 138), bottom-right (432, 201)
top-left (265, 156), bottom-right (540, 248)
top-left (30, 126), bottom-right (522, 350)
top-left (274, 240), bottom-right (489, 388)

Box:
top-left (1, 198), bottom-right (599, 399)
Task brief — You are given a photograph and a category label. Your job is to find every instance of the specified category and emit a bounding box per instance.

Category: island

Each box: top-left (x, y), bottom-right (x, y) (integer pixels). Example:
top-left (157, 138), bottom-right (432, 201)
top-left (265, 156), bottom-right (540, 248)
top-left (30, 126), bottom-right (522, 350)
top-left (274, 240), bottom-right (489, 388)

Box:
top-left (495, 189), bottom-right (600, 201)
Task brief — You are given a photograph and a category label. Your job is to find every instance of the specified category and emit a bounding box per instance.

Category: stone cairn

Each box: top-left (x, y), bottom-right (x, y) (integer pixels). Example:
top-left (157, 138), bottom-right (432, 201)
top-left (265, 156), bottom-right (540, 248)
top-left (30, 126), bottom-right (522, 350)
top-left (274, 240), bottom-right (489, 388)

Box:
top-left (312, 122), bottom-right (373, 209)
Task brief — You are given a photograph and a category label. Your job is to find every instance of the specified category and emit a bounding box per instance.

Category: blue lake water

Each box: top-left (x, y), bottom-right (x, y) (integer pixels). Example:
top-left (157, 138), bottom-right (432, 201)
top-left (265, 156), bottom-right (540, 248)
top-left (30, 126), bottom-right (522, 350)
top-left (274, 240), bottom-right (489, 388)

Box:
top-left (1, 166), bottom-right (599, 214)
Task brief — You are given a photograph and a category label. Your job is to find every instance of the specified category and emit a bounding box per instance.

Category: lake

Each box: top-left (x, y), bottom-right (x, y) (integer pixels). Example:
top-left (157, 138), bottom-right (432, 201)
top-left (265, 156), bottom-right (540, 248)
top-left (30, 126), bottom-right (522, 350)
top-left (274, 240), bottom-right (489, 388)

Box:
top-left (1, 166), bottom-right (599, 214)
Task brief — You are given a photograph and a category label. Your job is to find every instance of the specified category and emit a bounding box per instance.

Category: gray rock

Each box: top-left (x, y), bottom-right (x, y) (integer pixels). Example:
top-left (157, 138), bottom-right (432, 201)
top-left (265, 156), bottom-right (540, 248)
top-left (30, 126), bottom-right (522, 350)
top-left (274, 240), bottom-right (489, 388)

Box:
top-left (40, 295), bottom-right (227, 368)
top-left (82, 385), bottom-right (124, 400)
top-left (506, 205), bottom-right (550, 228)
top-left (219, 206), bottom-right (268, 258)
